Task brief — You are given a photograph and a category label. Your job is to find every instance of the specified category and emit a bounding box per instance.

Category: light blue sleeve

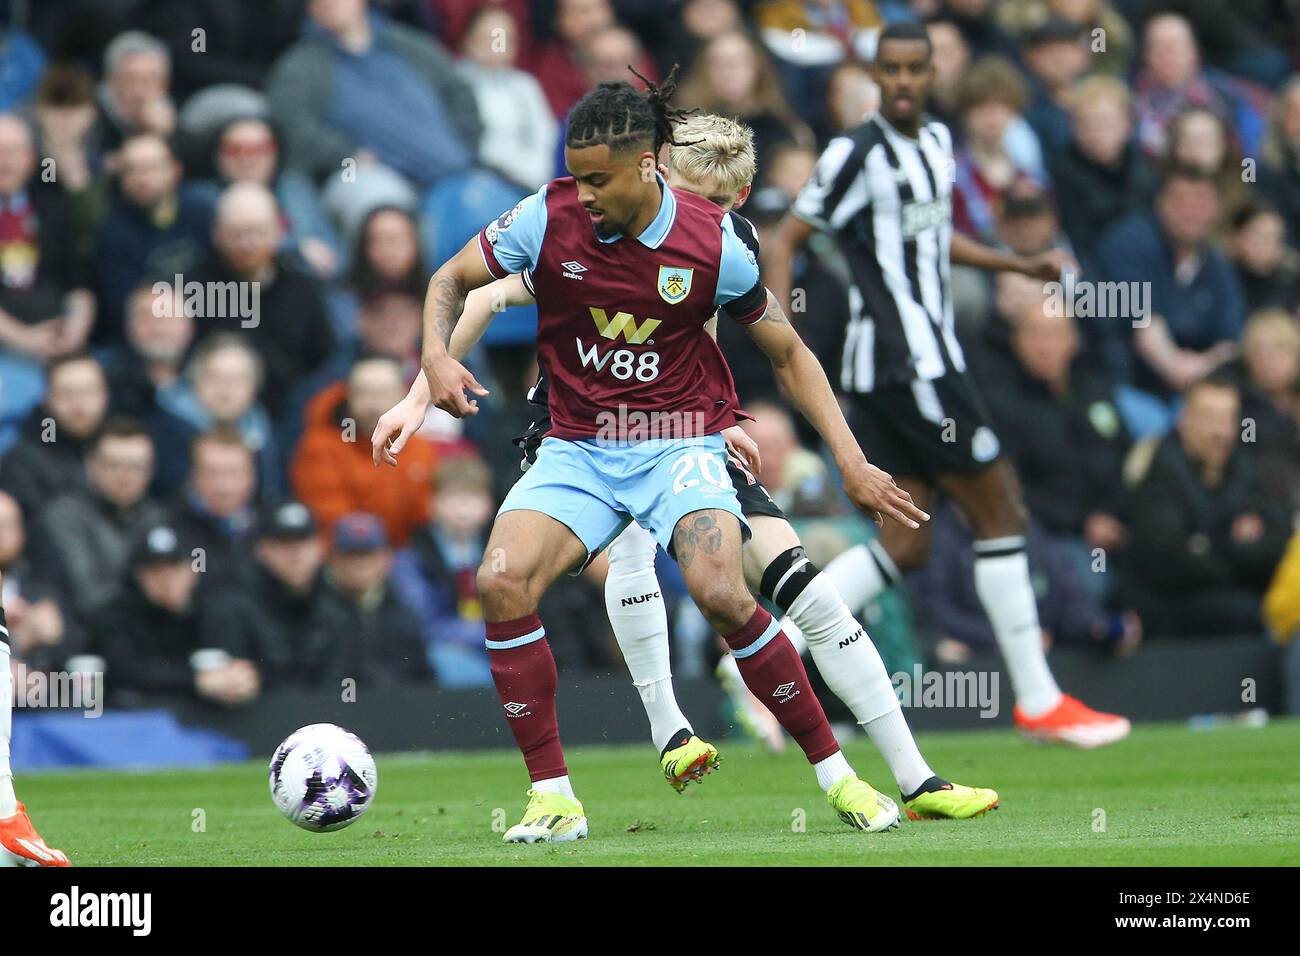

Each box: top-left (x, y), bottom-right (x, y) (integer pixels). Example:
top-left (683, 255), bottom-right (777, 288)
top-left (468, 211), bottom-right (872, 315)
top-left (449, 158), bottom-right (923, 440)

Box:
top-left (482, 185), bottom-right (549, 275)
top-left (714, 213), bottom-right (762, 308)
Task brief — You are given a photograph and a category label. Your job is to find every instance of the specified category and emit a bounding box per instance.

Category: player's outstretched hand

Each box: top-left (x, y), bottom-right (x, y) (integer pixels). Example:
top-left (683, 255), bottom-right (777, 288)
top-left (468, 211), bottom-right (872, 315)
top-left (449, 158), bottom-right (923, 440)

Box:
top-left (722, 424), bottom-right (761, 474)
top-left (843, 460), bottom-right (930, 530)
top-left (424, 353), bottom-right (489, 419)
top-left (1023, 248), bottom-right (1080, 282)
top-left (371, 393), bottom-right (431, 466)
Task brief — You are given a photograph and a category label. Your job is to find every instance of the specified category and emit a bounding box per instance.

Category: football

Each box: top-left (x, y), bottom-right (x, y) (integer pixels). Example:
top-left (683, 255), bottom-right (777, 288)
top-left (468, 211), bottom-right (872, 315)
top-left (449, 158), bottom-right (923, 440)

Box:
top-left (268, 724), bottom-right (378, 832)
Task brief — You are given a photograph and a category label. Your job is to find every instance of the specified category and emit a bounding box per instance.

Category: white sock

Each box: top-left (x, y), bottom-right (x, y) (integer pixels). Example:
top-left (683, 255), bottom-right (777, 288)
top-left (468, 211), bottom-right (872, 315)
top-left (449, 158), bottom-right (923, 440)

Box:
top-left (863, 708), bottom-right (934, 796)
top-left (783, 572), bottom-right (933, 794)
top-left (0, 636), bottom-right (16, 817)
top-left (532, 775), bottom-right (575, 799)
top-left (972, 539), bottom-right (1062, 718)
top-left (813, 749), bottom-right (855, 792)
top-left (604, 523), bottom-right (691, 752)
top-left (821, 541), bottom-right (896, 615)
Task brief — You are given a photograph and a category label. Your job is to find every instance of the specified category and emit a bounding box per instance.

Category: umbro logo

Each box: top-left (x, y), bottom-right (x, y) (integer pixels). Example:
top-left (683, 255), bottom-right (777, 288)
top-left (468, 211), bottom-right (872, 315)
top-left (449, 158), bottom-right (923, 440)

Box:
top-left (561, 260), bottom-right (587, 280)
top-left (504, 701), bottom-right (528, 715)
top-left (773, 681), bottom-right (799, 703)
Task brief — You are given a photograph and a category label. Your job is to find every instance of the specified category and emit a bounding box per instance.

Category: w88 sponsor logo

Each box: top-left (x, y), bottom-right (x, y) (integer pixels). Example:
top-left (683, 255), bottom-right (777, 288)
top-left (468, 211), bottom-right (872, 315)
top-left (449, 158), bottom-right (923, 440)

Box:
top-left (577, 307), bottom-right (663, 381)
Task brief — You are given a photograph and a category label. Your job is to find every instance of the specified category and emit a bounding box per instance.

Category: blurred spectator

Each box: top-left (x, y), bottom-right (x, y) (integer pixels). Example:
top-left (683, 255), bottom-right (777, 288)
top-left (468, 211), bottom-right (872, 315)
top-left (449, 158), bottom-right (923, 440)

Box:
top-left (96, 522), bottom-right (265, 705)
top-left (741, 400), bottom-right (842, 516)
top-left (1131, 13), bottom-right (1257, 161)
top-left (93, 132), bottom-right (213, 343)
top-left (924, 15), bottom-right (972, 132)
top-left (1228, 202), bottom-right (1300, 315)
top-left (1136, 0), bottom-right (1290, 89)
top-left (249, 500), bottom-right (354, 688)
top-left (655, 0), bottom-right (746, 79)
top-left (0, 490), bottom-right (81, 674)
top-left (29, 65), bottom-right (101, 241)
top-left (678, 31), bottom-right (815, 168)
top-left (322, 511), bottom-right (433, 685)
top-left (193, 116), bottom-right (343, 280)
top-left (126, 0), bottom-right (304, 101)
top-left (170, 427), bottom-right (259, 594)
top-left (1047, 74), bottom-right (1158, 272)
top-left (910, 502), bottom-right (1142, 660)
top-left (424, 0), bottom-right (533, 54)
top-left (292, 357), bottom-right (437, 548)
top-left (1259, 76), bottom-right (1300, 245)
top-left (983, 302), bottom-right (1131, 593)
top-left (348, 286), bottom-right (425, 375)
top-left (1119, 375), bottom-right (1290, 637)
top-left (151, 334), bottom-right (281, 500)
top-left (754, 0), bottom-right (882, 130)
top-left (1019, 16), bottom-right (1089, 155)
top-left (95, 31), bottom-right (177, 153)
top-left (0, 26), bottom-right (46, 112)
top-left (189, 182), bottom-right (335, 418)
top-left (456, 6), bottom-right (558, 191)
top-left (348, 205), bottom-right (426, 301)
top-left (522, 0), bottom-right (620, 118)
top-left (0, 114), bottom-right (95, 357)
top-left (995, 180), bottom-right (1069, 259)
top-left (0, 353), bottom-right (107, 519)
top-left (1165, 106), bottom-right (1247, 235)
top-left (942, 0), bottom-right (1022, 62)
top-left (392, 455), bottom-right (494, 687)
top-left (1226, 309), bottom-right (1300, 509)
top-left (102, 281), bottom-right (194, 421)
top-left (824, 59), bottom-right (879, 135)
top-left (34, 417), bottom-right (168, 618)
top-left (579, 24), bottom-right (657, 90)
top-left (995, 0), bottom-right (1133, 76)
top-left (952, 57), bottom-right (1045, 242)
top-left (1094, 165), bottom-right (1243, 415)
top-left (265, 0), bottom-right (481, 188)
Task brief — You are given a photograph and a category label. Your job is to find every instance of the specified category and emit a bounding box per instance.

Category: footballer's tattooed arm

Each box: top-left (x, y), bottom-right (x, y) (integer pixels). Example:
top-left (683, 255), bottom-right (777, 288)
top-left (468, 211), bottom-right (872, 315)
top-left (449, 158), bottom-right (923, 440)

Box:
top-left (420, 236), bottom-right (497, 419)
top-left (672, 512), bottom-right (726, 569)
top-left (373, 274), bottom-right (532, 466)
top-left (372, 236), bottom-right (500, 465)
top-left (745, 289), bottom-right (929, 530)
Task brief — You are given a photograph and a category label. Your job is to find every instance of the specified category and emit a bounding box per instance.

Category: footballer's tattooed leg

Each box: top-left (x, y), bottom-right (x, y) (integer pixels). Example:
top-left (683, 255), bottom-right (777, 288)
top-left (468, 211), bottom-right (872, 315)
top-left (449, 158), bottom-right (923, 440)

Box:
top-left (672, 511), bottom-right (725, 569)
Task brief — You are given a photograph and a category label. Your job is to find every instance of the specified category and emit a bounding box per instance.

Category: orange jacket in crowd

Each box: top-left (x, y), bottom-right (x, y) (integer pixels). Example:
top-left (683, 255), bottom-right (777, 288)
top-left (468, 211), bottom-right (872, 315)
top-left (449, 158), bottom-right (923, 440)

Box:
top-left (291, 381), bottom-right (438, 548)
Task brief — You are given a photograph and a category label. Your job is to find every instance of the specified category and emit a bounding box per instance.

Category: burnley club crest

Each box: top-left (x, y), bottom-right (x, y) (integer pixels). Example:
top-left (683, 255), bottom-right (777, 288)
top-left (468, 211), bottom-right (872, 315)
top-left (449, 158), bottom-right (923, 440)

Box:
top-left (657, 266), bottom-right (693, 305)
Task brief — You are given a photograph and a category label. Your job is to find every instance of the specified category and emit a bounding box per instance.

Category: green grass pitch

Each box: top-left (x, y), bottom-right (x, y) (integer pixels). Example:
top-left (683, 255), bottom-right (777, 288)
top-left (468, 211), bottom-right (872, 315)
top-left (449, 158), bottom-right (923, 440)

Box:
top-left (17, 720), bottom-right (1300, 866)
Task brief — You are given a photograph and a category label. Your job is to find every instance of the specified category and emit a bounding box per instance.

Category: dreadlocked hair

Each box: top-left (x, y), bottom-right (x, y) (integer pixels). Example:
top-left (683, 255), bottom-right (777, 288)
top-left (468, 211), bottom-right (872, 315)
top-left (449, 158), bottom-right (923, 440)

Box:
top-left (566, 64), bottom-right (694, 158)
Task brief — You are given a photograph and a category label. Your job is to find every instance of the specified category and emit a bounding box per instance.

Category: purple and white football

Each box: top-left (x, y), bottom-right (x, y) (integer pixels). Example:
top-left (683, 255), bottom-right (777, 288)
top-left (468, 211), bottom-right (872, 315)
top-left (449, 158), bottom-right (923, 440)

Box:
top-left (269, 724), bottom-right (378, 832)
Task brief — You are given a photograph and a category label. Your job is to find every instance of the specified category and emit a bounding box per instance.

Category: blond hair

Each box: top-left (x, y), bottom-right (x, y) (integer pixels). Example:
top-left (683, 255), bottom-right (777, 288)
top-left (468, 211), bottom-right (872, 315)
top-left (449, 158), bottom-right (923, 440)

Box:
top-left (667, 113), bottom-right (757, 196)
top-left (1066, 72), bottom-right (1132, 114)
top-left (1243, 308), bottom-right (1300, 356)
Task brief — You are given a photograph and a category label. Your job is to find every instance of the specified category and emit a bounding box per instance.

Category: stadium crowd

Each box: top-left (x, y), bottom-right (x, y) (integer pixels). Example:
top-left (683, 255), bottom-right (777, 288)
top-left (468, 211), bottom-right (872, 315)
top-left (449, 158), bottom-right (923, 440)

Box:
top-left (0, 0), bottom-right (1297, 715)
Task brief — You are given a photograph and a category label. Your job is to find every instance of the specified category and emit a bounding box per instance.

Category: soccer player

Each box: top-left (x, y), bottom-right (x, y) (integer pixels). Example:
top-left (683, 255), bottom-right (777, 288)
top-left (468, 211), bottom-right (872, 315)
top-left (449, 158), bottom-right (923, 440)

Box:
top-left (763, 21), bottom-right (1130, 747)
top-left (0, 586), bottom-right (71, 865)
top-left (377, 75), bottom-right (929, 842)
top-left (380, 113), bottom-right (998, 820)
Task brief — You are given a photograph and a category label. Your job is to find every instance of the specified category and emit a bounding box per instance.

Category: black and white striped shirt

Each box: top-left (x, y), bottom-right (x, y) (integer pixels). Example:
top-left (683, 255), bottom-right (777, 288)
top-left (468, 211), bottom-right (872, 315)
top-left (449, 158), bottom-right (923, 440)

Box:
top-left (794, 113), bottom-right (963, 393)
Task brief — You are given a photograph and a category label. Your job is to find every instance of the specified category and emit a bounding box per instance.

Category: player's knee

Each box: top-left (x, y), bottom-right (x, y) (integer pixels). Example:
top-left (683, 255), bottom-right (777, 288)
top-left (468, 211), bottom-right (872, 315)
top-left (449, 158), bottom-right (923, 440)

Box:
top-left (692, 578), bottom-right (754, 633)
top-left (476, 559), bottom-right (535, 616)
top-left (967, 497), bottom-right (1029, 539)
